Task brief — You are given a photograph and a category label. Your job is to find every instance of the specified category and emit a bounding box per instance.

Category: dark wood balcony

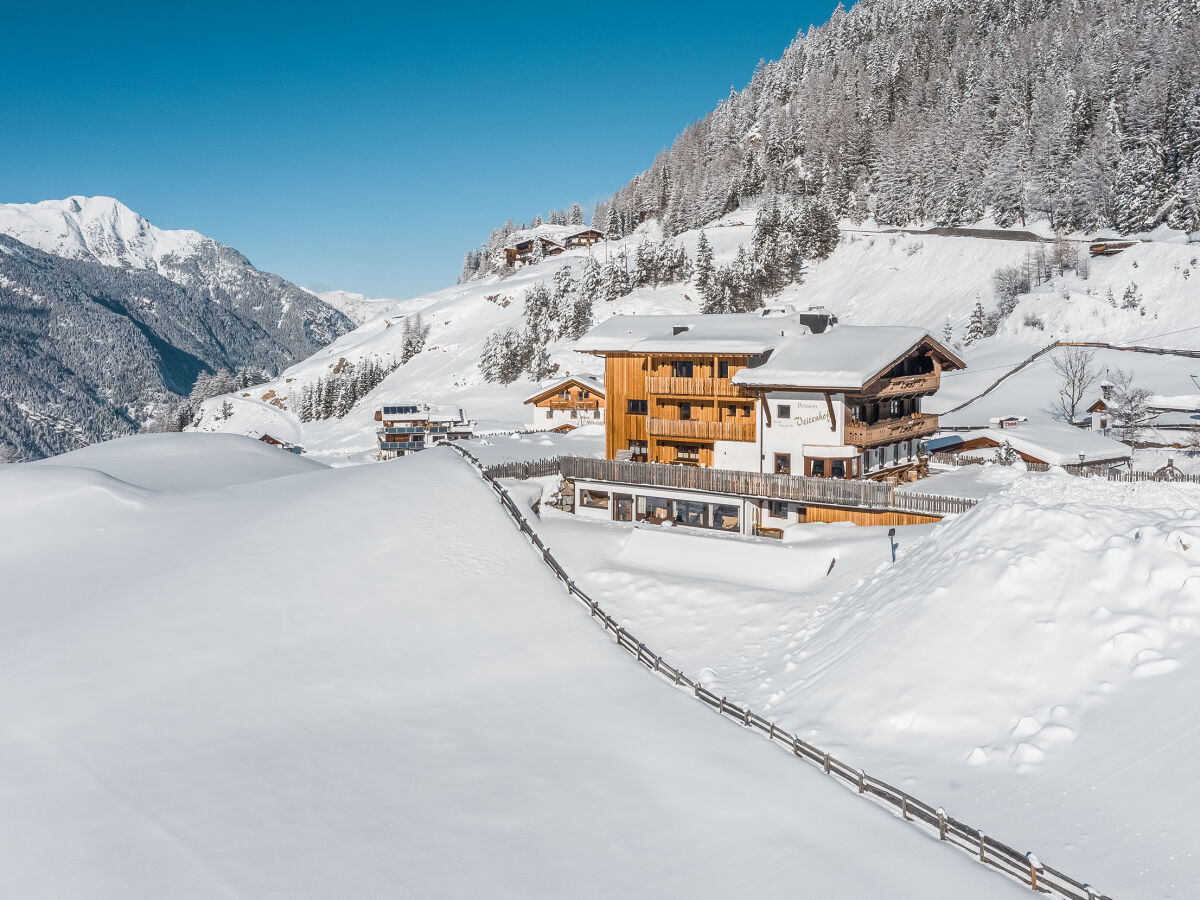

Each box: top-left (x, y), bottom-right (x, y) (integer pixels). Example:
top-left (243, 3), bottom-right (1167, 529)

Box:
top-left (845, 413), bottom-right (938, 448)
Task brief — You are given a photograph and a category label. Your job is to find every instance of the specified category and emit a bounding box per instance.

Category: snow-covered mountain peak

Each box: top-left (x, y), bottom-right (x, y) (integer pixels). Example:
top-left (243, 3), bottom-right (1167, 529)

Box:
top-left (0, 195), bottom-right (208, 272)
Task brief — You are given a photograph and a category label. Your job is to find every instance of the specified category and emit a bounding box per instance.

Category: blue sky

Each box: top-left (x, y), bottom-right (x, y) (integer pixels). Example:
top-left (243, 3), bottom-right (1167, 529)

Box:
top-left (4, 1), bottom-right (841, 298)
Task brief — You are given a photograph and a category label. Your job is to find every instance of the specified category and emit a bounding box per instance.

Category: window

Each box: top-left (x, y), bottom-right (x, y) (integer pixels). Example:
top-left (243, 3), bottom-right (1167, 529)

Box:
top-left (810, 459), bottom-right (826, 477)
top-left (559, 390), bottom-right (568, 399)
top-left (831, 460), bottom-right (846, 478)
top-left (627, 399), bottom-right (647, 415)
top-left (672, 500), bottom-right (708, 527)
top-left (614, 494), bottom-right (634, 522)
top-left (890, 399), bottom-right (901, 416)
top-left (853, 405), bottom-right (865, 423)
top-left (570, 409), bottom-right (578, 418)
top-left (581, 390), bottom-right (590, 398)
top-left (768, 500), bottom-right (788, 518)
top-left (671, 360), bottom-right (694, 378)
top-left (717, 361), bottom-right (729, 378)
top-left (742, 405), bottom-right (753, 417)
top-left (778, 404), bottom-right (791, 419)
top-left (676, 445), bottom-right (700, 463)
top-left (629, 440), bottom-right (648, 460)
top-left (545, 410), bottom-right (554, 419)
top-left (679, 402), bottom-right (692, 421)
top-left (713, 504), bottom-right (740, 531)
top-left (774, 453), bottom-right (791, 475)
top-left (580, 489), bottom-right (610, 509)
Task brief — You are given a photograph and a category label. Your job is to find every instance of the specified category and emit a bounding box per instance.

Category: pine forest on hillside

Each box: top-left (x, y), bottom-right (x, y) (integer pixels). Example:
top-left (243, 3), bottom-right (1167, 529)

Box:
top-left (462, 0), bottom-right (1200, 279)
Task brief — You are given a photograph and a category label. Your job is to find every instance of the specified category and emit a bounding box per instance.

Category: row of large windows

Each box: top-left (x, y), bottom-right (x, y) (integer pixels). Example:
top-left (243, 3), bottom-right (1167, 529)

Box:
top-left (580, 488), bottom-right (740, 531)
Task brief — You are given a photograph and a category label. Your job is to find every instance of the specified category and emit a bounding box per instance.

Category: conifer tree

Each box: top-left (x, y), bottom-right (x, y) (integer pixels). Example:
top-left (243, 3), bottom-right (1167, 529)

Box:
top-left (694, 230), bottom-right (714, 295)
top-left (964, 299), bottom-right (988, 345)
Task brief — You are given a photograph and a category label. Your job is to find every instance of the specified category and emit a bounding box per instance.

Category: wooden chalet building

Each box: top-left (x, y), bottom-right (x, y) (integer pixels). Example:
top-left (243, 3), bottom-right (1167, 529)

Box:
top-left (523, 374), bottom-right (605, 432)
top-left (567, 306), bottom-right (965, 532)
top-left (502, 225), bottom-right (604, 268)
top-left (375, 403), bottom-right (475, 460)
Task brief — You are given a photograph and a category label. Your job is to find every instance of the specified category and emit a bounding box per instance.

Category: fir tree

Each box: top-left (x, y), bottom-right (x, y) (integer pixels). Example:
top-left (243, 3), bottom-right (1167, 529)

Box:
top-left (694, 230), bottom-right (714, 295)
top-left (964, 299), bottom-right (988, 345)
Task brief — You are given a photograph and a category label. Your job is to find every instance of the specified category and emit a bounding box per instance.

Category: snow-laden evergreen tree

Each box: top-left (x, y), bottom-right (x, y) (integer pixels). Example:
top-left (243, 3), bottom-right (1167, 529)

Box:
top-left (551, 266), bottom-right (577, 335)
top-left (600, 254), bottom-right (632, 302)
top-left (579, 257), bottom-right (603, 308)
top-left (400, 313), bottom-right (430, 363)
top-left (522, 283), bottom-right (555, 346)
top-left (964, 299), bottom-right (988, 345)
top-left (568, 203), bottom-right (584, 226)
top-left (942, 317), bottom-right (954, 345)
top-left (694, 230), bottom-right (714, 295)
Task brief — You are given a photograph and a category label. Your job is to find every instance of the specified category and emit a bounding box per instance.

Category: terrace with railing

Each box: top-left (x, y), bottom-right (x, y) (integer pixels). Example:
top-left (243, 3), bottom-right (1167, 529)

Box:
top-left (646, 417), bottom-right (756, 442)
top-left (647, 376), bottom-right (745, 397)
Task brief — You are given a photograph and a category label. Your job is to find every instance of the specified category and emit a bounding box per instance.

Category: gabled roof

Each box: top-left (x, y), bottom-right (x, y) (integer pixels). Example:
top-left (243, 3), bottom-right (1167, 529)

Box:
top-left (523, 374), bottom-right (606, 405)
top-left (576, 312), bottom-right (963, 391)
top-left (732, 327), bottom-right (964, 391)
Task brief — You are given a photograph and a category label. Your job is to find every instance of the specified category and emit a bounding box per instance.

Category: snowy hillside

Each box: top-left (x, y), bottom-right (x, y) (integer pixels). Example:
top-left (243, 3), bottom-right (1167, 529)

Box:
top-left (531, 466), bottom-right (1200, 898)
top-left (0, 437), bottom-right (1023, 898)
top-left (191, 209), bottom-right (1200, 462)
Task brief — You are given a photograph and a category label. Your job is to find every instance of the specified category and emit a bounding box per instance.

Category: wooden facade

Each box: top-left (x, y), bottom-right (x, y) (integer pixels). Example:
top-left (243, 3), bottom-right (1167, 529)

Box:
top-left (604, 352), bottom-right (755, 466)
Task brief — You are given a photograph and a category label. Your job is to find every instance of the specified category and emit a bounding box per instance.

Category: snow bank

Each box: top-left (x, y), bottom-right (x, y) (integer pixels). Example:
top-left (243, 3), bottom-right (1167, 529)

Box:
top-left (0, 441), bottom-right (1016, 898)
top-left (614, 524), bottom-right (837, 592)
top-left (29, 432), bottom-right (326, 491)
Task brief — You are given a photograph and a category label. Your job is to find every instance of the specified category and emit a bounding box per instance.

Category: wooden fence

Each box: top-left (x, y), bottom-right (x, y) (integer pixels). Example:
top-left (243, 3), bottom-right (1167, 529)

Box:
top-left (448, 443), bottom-right (1113, 900)
top-left (930, 452), bottom-right (1200, 483)
top-left (482, 455), bottom-right (979, 518)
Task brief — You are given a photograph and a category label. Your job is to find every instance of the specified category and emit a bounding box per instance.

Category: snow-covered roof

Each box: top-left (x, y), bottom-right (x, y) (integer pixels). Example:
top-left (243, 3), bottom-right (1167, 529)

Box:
top-left (378, 402), bottom-right (469, 424)
top-left (576, 311), bottom-right (814, 355)
top-left (732, 326), bottom-right (963, 391)
top-left (939, 420), bottom-right (1131, 466)
top-left (504, 224), bottom-right (599, 251)
top-left (1147, 394), bottom-right (1200, 412)
top-left (578, 314), bottom-right (960, 390)
top-left (522, 374), bottom-right (605, 405)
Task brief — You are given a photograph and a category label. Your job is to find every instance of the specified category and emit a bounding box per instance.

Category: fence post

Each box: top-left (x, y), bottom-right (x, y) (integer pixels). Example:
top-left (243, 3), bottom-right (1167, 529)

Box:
top-left (900, 796), bottom-right (909, 821)
top-left (1084, 885), bottom-right (1097, 900)
top-left (1026, 853), bottom-right (1041, 891)
top-left (792, 736), bottom-right (800, 758)
top-left (857, 770), bottom-right (866, 793)
top-left (937, 808), bottom-right (947, 840)
top-left (978, 830), bottom-right (986, 862)
top-left (823, 752), bottom-right (831, 774)
top-left (743, 706), bottom-right (750, 726)
top-left (718, 696), bottom-right (726, 715)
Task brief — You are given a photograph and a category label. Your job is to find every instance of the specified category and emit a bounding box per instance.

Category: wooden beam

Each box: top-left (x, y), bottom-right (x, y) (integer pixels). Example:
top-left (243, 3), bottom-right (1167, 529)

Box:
top-left (823, 392), bottom-right (837, 432)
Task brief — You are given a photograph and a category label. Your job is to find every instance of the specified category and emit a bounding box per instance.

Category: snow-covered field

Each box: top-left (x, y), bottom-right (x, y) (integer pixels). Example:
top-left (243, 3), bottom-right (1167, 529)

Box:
top-left (528, 470), bottom-right (1200, 898)
top-left (189, 209), bottom-right (1200, 463)
top-left (0, 436), bottom-right (1025, 898)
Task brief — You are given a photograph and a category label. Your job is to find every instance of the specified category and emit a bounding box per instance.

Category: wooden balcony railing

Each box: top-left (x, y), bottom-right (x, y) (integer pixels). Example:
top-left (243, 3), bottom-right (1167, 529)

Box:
top-left (647, 376), bottom-right (744, 397)
top-left (845, 413), bottom-right (938, 447)
top-left (647, 417), bottom-right (756, 442)
top-left (860, 371), bottom-right (941, 400)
